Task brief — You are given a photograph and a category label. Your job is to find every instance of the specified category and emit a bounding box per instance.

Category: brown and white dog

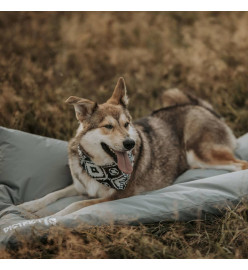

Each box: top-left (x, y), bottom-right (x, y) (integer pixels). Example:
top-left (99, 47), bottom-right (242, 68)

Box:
top-left (20, 77), bottom-right (248, 217)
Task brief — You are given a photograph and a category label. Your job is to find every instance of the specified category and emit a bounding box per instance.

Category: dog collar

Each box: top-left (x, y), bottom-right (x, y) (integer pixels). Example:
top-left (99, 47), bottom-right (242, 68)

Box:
top-left (77, 144), bottom-right (134, 190)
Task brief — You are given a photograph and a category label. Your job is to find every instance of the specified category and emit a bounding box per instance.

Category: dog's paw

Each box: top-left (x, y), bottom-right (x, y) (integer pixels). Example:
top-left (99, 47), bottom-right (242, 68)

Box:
top-left (18, 201), bottom-right (41, 213)
top-left (23, 211), bottom-right (41, 219)
top-left (241, 161), bottom-right (248, 170)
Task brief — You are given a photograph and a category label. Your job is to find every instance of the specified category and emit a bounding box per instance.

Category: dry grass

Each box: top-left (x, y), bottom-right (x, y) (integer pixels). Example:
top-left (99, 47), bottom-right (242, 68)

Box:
top-left (0, 11), bottom-right (248, 259)
top-left (1, 203), bottom-right (248, 259)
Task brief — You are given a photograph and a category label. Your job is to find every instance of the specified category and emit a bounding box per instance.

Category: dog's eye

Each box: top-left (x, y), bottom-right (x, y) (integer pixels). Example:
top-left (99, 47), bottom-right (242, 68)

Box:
top-left (104, 124), bottom-right (113, 129)
top-left (124, 122), bottom-right (129, 128)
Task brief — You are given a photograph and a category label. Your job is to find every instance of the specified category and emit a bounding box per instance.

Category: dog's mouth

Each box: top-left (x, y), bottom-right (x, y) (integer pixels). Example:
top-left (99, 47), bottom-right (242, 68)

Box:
top-left (101, 142), bottom-right (133, 174)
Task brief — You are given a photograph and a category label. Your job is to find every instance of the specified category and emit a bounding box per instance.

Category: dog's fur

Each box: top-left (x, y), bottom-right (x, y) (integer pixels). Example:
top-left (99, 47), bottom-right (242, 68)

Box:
top-left (20, 78), bottom-right (248, 216)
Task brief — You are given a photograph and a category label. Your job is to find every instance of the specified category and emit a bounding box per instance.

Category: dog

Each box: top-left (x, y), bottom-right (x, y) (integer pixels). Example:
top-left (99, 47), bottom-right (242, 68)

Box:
top-left (20, 77), bottom-right (248, 217)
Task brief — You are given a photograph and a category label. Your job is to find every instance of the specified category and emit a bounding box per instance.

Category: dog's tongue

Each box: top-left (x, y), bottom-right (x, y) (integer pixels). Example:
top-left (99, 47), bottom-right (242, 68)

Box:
top-left (115, 151), bottom-right (133, 174)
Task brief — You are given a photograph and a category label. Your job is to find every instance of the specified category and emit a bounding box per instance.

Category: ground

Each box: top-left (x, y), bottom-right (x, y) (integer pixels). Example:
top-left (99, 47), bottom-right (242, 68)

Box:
top-left (0, 12), bottom-right (248, 258)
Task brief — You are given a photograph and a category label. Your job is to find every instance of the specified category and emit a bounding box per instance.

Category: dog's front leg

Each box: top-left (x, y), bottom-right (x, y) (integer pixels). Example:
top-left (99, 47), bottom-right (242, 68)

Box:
top-left (52, 197), bottom-right (112, 217)
top-left (52, 191), bottom-right (132, 217)
top-left (18, 184), bottom-right (79, 213)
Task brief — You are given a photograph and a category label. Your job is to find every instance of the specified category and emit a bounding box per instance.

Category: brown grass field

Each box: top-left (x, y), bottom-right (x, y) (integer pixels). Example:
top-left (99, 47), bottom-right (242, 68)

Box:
top-left (0, 11), bottom-right (248, 259)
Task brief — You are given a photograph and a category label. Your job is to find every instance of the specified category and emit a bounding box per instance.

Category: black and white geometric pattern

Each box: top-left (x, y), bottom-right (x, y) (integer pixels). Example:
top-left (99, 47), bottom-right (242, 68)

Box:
top-left (77, 145), bottom-right (134, 190)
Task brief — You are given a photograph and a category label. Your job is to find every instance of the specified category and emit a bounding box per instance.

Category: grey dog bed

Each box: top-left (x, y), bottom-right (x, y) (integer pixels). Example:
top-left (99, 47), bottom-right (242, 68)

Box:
top-left (1, 126), bottom-right (248, 247)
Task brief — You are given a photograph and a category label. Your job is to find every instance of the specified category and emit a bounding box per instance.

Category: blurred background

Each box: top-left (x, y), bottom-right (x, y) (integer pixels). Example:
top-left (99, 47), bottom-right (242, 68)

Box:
top-left (0, 12), bottom-right (248, 140)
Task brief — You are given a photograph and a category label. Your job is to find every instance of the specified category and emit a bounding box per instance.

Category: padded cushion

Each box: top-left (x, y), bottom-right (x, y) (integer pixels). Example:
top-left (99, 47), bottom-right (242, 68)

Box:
top-left (0, 126), bottom-right (72, 206)
top-left (0, 126), bottom-right (248, 247)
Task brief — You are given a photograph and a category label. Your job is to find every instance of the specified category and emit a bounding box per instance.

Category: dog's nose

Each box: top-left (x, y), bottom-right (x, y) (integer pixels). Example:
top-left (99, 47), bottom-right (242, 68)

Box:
top-left (123, 138), bottom-right (135, 150)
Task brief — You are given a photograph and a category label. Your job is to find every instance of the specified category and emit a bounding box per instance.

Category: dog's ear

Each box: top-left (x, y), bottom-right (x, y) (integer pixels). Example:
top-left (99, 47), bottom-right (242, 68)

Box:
top-left (107, 77), bottom-right (128, 107)
top-left (65, 96), bottom-right (98, 121)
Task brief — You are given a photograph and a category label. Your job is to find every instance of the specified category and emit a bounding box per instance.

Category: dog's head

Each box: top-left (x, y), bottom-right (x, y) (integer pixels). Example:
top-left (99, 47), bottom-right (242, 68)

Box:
top-left (66, 77), bottom-right (138, 174)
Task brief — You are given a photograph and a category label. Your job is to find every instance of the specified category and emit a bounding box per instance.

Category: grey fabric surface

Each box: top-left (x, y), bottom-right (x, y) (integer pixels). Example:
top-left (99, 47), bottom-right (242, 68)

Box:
top-left (0, 126), bottom-right (248, 247)
top-left (0, 126), bottom-right (73, 208)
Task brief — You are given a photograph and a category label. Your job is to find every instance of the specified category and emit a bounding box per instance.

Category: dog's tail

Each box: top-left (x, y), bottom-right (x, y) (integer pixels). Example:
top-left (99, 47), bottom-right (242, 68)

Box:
top-left (162, 88), bottom-right (214, 111)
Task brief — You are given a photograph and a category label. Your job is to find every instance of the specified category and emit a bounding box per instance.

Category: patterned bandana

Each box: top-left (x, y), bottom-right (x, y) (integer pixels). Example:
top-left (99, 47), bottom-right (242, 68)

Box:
top-left (77, 145), bottom-right (134, 190)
